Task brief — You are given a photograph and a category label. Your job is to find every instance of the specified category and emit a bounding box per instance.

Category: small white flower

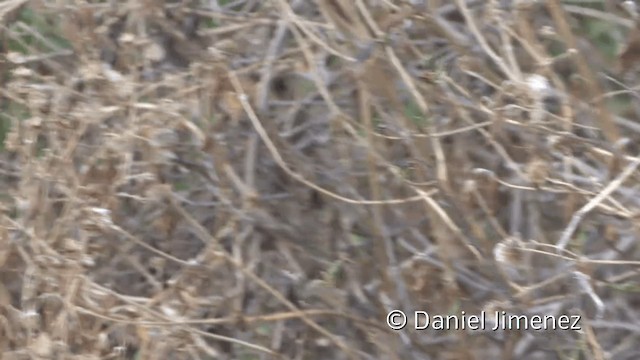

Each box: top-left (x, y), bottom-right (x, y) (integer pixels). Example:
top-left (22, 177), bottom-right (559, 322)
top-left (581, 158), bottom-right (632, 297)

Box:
top-left (90, 207), bottom-right (113, 226)
top-left (12, 66), bottom-right (34, 77)
top-left (494, 237), bottom-right (522, 265)
top-left (102, 65), bottom-right (124, 82)
top-left (90, 207), bottom-right (111, 217)
top-left (119, 33), bottom-right (136, 44)
top-left (6, 52), bottom-right (26, 64)
top-left (160, 305), bottom-right (179, 319)
top-left (493, 241), bottom-right (510, 264)
top-left (462, 179), bottom-right (477, 193)
top-left (526, 74), bottom-right (550, 94)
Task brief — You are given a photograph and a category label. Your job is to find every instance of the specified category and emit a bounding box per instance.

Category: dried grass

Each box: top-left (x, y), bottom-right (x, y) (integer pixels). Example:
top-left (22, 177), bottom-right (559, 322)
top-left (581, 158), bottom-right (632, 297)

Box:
top-left (1, 0), bottom-right (640, 359)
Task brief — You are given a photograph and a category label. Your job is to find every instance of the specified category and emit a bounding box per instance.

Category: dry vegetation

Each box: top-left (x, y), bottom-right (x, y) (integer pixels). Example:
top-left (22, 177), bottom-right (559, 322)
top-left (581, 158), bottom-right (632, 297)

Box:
top-left (2, 0), bottom-right (640, 359)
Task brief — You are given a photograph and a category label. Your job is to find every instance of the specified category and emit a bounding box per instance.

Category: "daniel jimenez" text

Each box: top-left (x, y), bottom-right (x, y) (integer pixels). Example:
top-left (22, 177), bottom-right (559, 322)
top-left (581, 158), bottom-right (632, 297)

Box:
top-left (387, 310), bottom-right (582, 331)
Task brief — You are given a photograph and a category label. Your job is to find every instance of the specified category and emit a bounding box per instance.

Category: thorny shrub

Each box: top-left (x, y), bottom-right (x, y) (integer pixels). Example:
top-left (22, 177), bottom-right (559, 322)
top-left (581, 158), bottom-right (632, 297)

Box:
top-left (1, 0), bottom-right (640, 359)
